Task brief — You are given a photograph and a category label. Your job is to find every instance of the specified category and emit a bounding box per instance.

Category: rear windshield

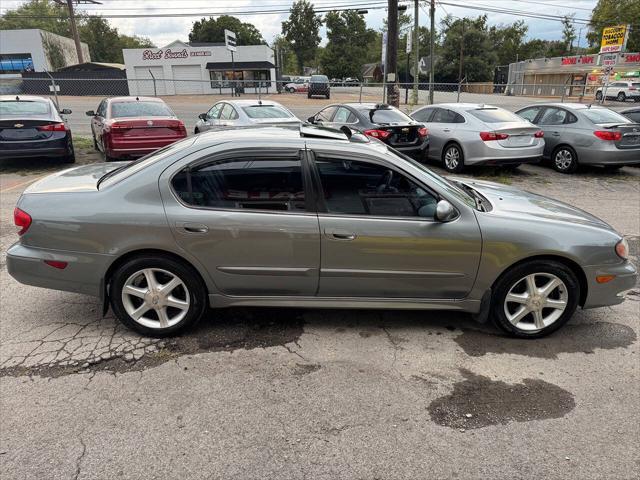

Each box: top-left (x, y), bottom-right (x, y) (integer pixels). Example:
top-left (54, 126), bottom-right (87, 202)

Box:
top-left (242, 105), bottom-right (294, 119)
top-left (0, 100), bottom-right (50, 116)
top-left (581, 108), bottom-right (631, 125)
top-left (469, 108), bottom-right (523, 123)
top-left (311, 75), bottom-right (328, 82)
top-left (633, 83), bottom-right (640, 88)
top-left (360, 108), bottom-right (412, 124)
top-left (111, 101), bottom-right (174, 118)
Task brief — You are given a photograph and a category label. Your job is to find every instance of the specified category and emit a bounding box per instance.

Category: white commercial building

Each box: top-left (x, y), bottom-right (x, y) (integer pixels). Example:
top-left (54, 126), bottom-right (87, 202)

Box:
top-left (0, 29), bottom-right (90, 76)
top-left (123, 40), bottom-right (277, 96)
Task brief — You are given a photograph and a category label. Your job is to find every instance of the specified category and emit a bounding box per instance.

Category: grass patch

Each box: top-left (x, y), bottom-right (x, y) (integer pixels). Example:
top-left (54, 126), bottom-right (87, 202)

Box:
top-left (475, 172), bottom-right (513, 185)
top-left (73, 135), bottom-right (94, 150)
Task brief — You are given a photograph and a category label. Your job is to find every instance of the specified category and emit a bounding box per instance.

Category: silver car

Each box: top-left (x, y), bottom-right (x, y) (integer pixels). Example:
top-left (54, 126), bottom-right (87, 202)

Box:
top-left (7, 126), bottom-right (636, 339)
top-left (194, 99), bottom-right (300, 134)
top-left (516, 103), bottom-right (640, 173)
top-left (410, 103), bottom-right (544, 173)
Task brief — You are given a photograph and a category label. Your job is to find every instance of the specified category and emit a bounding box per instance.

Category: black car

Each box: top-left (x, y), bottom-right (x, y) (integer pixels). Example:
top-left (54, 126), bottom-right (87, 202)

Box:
top-left (308, 75), bottom-right (330, 99)
top-left (0, 95), bottom-right (74, 163)
top-left (621, 106), bottom-right (640, 123)
top-left (307, 103), bottom-right (429, 157)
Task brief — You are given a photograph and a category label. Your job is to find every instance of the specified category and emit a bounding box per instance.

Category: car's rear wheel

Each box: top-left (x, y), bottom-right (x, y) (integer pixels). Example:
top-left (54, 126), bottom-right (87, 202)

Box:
top-left (490, 260), bottom-right (579, 338)
top-left (110, 255), bottom-right (207, 337)
top-left (102, 139), bottom-right (116, 162)
top-left (61, 138), bottom-right (75, 163)
top-left (92, 134), bottom-right (99, 151)
top-left (326, 93), bottom-right (330, 99)
top-left (551, 145), bottom-right (578, 173)
top-left (442, 143), bottom-right (464, 173)
top-left (595, 91), bottom-right (602, 100)
top-left (617, 92), bottom-right (626, 102)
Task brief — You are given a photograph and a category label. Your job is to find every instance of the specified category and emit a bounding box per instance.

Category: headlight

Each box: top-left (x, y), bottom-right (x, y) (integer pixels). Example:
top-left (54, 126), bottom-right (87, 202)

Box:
top-left (615, 238), bottom-right (629, 260)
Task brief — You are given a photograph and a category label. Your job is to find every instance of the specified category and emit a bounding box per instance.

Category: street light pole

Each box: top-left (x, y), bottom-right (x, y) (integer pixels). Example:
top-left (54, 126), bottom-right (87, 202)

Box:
top-left (412, 0), bottom-right (419, 104)
top-left (53, 0), bottom-right (102, 65)
top-left (429, 0), bottom-right (435, 104)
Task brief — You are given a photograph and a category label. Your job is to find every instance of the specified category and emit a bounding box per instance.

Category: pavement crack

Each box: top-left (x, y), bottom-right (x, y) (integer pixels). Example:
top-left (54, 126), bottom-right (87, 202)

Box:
top-left (72, 436), bottom-right (86, 480)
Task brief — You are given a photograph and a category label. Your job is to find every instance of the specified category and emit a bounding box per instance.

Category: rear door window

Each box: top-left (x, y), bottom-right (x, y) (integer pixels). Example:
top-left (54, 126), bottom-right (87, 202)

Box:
top-left (411, 107), bottom-right (435, 123)
top-left (316, 106), bottom-right (337, 122)
top-left (432, 108), bottom-right (462, 123)
top-left (538, 108), bottom-right (569, 125)
top-left (333, 107), bottom-right (356, 123)
top-left (516, 107), bottom-right (541, 122)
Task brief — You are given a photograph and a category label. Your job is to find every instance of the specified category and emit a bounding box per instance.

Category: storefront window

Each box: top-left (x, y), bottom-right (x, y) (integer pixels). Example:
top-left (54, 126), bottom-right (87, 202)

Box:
top-left (209, 69), bottom-right (270, 89)
top-left (0, 54), bottom-right (34, 74)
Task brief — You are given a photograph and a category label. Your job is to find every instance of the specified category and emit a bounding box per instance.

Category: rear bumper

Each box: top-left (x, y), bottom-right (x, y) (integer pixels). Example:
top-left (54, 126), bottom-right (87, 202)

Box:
top-left (576, 147), bottom-right (640, 166)
top-left (0, 135), bottom-right (70, 159)
top-left (0, 147), bottom-right (68, 158)
top-left (106, 136), bottom-right (184, 158)
top-left (466, 140), bottom-right (545, 165)
top-left (6, 243), bottom-right (112, 297)
top-left (582, 261), bottom-right (638, 309)
top-left (392, 138), bottom-right (430, 155)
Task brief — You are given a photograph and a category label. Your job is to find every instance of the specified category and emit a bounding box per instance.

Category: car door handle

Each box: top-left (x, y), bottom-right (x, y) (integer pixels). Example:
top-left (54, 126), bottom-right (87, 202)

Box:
top-left (178, 222), bottom-right (209, 234)
top-left (443, 128), bottom-right (451, 132)
top-left (324, 229), bottom-right (356, 241)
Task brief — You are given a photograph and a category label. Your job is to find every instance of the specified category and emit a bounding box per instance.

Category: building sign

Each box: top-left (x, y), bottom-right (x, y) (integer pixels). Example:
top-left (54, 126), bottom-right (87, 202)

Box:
top-left (561, 55), bottom-right (596, 66)
top-left (142, 49), bottom-right (211, 60)
top-left (225, 30), bottom-right (237, 52)
top-left (622, 53), bottom-right (640, 64)
top-left (600, 25), bottom-right (629, 53)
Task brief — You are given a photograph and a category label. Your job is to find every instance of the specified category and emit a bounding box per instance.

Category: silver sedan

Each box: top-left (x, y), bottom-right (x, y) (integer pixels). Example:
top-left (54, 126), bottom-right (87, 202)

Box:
top-left (410, 103), bottom-right (544, 173)
top-left (516, 103), bottom-right (640, 173)
top-left (194, 99), bottom-right (300, 134)
top-left (7, 126), bottom-right (637, 338)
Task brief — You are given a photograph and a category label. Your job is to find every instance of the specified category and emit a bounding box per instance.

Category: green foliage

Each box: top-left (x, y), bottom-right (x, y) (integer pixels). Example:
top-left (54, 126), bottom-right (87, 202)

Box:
top-left (0, 0), bottom-right (153, 64)
top-left (189, 15), bottom-right (266, 46)
top-left (320, 10), bottom-right (375, 79)
top-left (561, 15), bottom-right (577, 54)
top-left (41, 35), bottom-right (65, 70)
top-left (272, 35), bottom-right (301, 75)
top-left (281, 0), bottom-right (322, 72)
top-left (489, 21), bottom-right (528, 66)
top-left (587, 0), bottom-right (640, 53)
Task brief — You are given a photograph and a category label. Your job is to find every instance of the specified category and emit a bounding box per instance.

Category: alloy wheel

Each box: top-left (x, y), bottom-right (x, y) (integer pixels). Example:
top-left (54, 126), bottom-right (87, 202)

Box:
top-left (503, 273), bottom-right (568, 332)
top-left (444, 147), bottom-right (460, 170)
top-left (121, 268), bottom-right (190, 330)
top-left (554, 149), bottom-right (573, 171)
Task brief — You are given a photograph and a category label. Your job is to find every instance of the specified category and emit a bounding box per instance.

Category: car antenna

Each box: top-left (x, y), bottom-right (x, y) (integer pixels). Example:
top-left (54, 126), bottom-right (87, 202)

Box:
top-left (136, 96), bottom-right (139, 101)
top-left (15, 95), bottom-right (20, 101)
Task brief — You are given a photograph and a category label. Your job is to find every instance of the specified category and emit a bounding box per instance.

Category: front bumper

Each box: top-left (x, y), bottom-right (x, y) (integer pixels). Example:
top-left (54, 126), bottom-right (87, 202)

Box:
top-left (6, 243), bottom-right (113, 297)
top-left (582, 260), bottom-right (638, 309)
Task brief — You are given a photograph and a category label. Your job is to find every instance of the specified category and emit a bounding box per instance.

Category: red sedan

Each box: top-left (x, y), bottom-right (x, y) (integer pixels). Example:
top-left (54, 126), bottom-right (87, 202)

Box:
top-left (87, 97), bottom-right (187, 161)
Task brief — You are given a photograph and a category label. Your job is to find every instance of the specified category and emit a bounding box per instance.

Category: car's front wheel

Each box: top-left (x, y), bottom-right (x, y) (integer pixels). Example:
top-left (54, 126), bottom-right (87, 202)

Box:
top-left (595, 91), bottom-right (602, 100)
top-left (551, 145), bottom-right (578, 173)
top-left (442, 143), bottom-right (464, 173)
top-left (490, 260), bottom-right (579, 338)
top-left (617, 92), bottom-right (626, 102)
top-left (109, 255), bottom-right (207, 337)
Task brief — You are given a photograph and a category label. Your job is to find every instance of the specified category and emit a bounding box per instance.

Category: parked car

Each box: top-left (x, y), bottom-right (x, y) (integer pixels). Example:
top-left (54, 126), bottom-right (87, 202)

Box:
top-left (0, 95), bottom-right (74, 163)
top-left (194, 99), bottom-right (300, 133)
top-left (8, 126), bottom-right (636, 339)
top-left (344, 77), bottom-right (360, 86)
top-left (516, 103), bottom-right (640, 173)
top-left (621, 106), bottom-right (640, 123)
top-left (410, 103), bottom-right (544, 173)
top-left (330, 78), bottom-right (343, 87)
top-left (284, 78), bottom-right (309, 93)
top-left (307, 103), bottom-right (429, 157)
top-left (595, 81), bottom-right (640, 102)
top-left (308, 75), bottom-right (330, 99)
top-left (86, 96), bottom-right (187, 161)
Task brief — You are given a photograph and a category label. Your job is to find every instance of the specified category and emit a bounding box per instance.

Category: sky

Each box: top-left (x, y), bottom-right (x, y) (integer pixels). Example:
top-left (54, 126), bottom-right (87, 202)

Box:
top-left (1, 0), bottom-right (599, 49)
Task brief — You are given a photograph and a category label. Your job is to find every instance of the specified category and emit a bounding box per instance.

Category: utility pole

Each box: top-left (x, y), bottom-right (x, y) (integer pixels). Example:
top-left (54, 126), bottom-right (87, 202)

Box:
top-left (385, 0), bottom-right (399, 107)
top-left (429, 0), bottom-right (435, 104)
top-left (54, 0), bottom-right (101, 65)
top-left (458, 19), bottom-right (465, 83)
top-left (412, 0), bottom-right (419, 104)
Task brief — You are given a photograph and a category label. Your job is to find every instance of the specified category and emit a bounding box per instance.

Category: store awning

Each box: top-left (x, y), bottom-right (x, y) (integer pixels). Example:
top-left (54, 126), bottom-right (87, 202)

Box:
top-left (206, 61), bottom-right (275, 70)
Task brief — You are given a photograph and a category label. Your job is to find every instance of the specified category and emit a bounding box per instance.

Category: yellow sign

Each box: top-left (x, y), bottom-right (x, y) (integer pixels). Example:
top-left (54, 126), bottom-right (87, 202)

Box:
top-left (600, 25), bottom-right (628, 53)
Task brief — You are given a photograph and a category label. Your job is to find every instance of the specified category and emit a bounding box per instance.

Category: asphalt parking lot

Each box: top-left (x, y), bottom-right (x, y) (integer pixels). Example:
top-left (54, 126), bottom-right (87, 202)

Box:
top-left (1, 116), bottom-right (639, 479)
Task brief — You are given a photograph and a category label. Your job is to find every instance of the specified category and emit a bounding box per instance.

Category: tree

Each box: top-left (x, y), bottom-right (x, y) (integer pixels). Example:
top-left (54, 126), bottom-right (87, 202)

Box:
top-left (587, 0), bottom-right (640, 53)
top-left (561, 15), bottom-right (577, 54)
top-left (189, 15), bottom-right (265, 45)
top-left (281, 0), bottom-right (322, 72)
top-left (272, 35), bottom-right (300, 75)
top-left (320, 10), bottom-right (376, 79)
top-left (0, 0), bottom-right (153, 64)
top-left (489, 21), bottom-right (528, 66)
top-left (435, 15), bottom-right (497, 82)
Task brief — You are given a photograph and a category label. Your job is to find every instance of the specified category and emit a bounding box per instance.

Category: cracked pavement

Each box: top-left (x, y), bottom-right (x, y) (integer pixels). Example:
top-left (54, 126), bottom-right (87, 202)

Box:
top-left (1, 155), bottom-right (639, 479)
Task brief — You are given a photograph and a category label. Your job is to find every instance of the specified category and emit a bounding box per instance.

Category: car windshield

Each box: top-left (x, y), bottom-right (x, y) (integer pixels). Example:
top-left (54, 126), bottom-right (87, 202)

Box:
top-left (311, 75), bottom-right (328, 82)
top-left (469, 108), bottom-right (523, 123)
top-left (0, 100), bottom-right (50, 116)
top-left (581, 108), bottom-right (631, 125)
top-left (242, 105), bottom-right (294, 119)
top-left (388, 148), bottom-right (478, 210)
top-left (111, 101), bottom-right (174, 118)
top-left (361, 108), bottom-right (412, 124)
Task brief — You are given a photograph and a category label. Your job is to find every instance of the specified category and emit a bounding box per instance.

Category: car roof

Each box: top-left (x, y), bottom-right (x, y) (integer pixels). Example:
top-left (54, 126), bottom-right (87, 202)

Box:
top-left (0, 95), bottom-right (51, 103)
top-left (108, 96), bottom-right (165, 103)
top-left (620, 106), bottom-right (640, 113)
top-left (519, 103), bottom-right (610, 111)
top-left (220, 99), bottom-right (285, 107)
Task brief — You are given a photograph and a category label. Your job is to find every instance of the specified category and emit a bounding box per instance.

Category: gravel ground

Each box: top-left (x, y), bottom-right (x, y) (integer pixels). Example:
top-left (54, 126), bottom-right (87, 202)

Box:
top-left (0, 143), bottom-right (639, 479)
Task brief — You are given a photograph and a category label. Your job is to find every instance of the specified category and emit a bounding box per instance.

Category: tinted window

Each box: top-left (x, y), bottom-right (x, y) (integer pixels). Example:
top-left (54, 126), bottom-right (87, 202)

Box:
top-left (538, 108), bottom-right (569, 125)
top-left (333, 107), bottom-right (356, 123)
top-left (316, 106), bottom-right (337, 122)
top-left (242, 105), bottom-right (293, 119)
top-left (581, 108), bottom-right (631, 125)
top-left (173, 157), bottom-right (306, 212)
top-left (111, 101), bottom-right (174, 118)
top-left (516, 107), bottom-right (540, 122)
top-left (432, 108), bottom-right (464, 123)
top-left (0, 100), bottom-right (50, 116)
top-left (623, 111), bottom-right (640, 123)
top-left (315, 157), bottom-right (437, 218)
top-left (469, 108), bottom-right (523, 123)
top-left (220, 104), bottom-right (238, 120)
top-left (311, 75), bottom-right (329, 82)
top-left (362, 108), bottom-right (412, 124)
top-left (411, 107), bottom-right (435, 122)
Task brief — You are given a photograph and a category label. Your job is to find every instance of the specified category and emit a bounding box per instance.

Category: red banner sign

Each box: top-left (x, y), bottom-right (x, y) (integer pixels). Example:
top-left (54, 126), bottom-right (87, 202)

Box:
top-left (142, 49), bottom-right (212, 60)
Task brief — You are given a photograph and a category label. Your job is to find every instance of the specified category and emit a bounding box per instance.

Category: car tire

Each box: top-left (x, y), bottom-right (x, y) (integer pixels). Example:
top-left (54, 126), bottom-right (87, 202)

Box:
top-left (109, 255), bottom-right (207, 337)
top-left (490, 259), bottom-right (579, 338)
top-left (307, 93), bottom-right (311, 99)
top-left (617, 92), bottom-right (626, 102)
top-left (603, 165), bottom-right (623, 172)
top-left (194, 127), bottom-right (200, 134)
top-left (442, 143), bottom-right (464, 173)
top-left (551, 145), bottom-right (578, 174)
top-left (326, 93), bottom-right (330, 99)
top-left (595, 91), bottom-right (602, 101)
top-left (102, 139), bottom-right (116, 162)
top-left (92, 134), bottom-right (99, 151)
top-left (62, 139), bottom-right (75, 164)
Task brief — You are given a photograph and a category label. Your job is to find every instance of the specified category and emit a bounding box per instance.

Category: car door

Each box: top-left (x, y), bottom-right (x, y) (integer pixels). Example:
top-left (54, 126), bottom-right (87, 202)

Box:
top-left (200, 103), bottom-right (223, 132)
top-left (219, 103), bottom-right (239, 127)
top-left (536, 107), bottom-right (572, 156)
top-left (92, 100), bottom-right (107, 148)
top-left (425, 108), bottom-right (460, 161)
top-left (161, 147), bottom-right (320, 296)
top-left (309, 149), bottom-right (482, 299)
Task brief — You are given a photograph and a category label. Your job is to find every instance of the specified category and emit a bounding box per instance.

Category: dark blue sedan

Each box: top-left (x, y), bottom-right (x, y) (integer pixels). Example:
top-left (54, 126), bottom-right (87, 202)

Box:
top-left (0, 95), bottom-right (75, 163)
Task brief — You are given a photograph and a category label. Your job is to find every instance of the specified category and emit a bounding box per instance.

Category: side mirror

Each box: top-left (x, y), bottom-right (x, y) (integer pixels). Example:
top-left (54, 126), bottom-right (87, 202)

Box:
top-left (198, 113), bottom-right (208, 120)
top-left (85, 110), bottom-right (95, 117)
top-left (60, 108), bottom-right (72, 115)
top-left (307, 116), bottom-right (316, 124)
top-left (435, 200), bottom-right (458, 222)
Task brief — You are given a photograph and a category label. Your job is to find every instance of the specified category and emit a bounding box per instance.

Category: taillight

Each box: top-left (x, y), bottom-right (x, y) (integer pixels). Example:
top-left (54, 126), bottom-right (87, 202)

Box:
top-left (480, 131), bottom-right (509, 141)
top-left (170, 121), bottom-right (187, 136)
top-left (418, 127), bottom-right (428, 137)
top-left (630, 86), bottom-right (637, 91)
top-left (37, 122), bottom-right (67, 132)
top-left (534, 130), bottom-right (544, 138)
top-left (44, 260), bottom-right (68, 270)
top-left (109, 122), bottom-right (129, 131)
top-left (363, 129), bottom-right (391, 140)
top-left (14, 207), bottom-right (32, 236)
top-left (594, 130), bottom-right (622, 141)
